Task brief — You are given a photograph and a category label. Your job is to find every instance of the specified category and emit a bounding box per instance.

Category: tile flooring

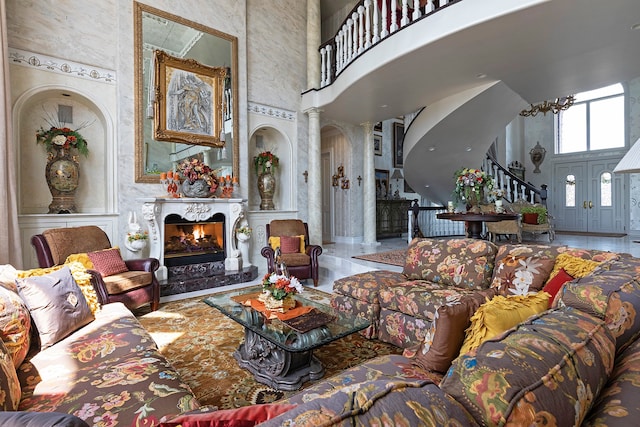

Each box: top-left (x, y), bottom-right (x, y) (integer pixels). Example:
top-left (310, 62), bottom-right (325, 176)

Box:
top-left (160, 232), bottom-right (640, 303)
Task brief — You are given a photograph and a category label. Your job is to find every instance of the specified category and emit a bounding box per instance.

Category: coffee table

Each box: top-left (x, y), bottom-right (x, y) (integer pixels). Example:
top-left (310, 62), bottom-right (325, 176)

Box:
top-left (203, 285), bottom-right (370, 391)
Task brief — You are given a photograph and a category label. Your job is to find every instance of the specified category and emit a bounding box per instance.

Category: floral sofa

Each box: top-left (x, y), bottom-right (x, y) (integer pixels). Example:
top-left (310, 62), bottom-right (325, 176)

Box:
top-left (257, 238), bottom-right (640, 426)
top-left (0, 263), bottom-right (199, 426)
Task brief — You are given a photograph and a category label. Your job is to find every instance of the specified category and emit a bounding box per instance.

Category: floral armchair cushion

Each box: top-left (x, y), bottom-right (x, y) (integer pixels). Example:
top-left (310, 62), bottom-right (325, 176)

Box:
top-left (402, 238), bottom-right (498, 290)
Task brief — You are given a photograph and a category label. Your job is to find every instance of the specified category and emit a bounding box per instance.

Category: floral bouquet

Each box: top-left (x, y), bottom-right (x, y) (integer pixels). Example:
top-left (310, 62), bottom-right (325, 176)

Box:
top-left (36, 126), bottom-right (89, 157)
top-left (236, 226), bottom-right (252, 237)
top-left (177, 158), bottom-right (219, 193)
top-left (127, 231), bottom-right (149, 242)
top-left (254, 151), bottom-right (279, 175)
top-left (260, 272), bottom-right (303, 301)
top-left (453, 167), bottom-right (494, 204)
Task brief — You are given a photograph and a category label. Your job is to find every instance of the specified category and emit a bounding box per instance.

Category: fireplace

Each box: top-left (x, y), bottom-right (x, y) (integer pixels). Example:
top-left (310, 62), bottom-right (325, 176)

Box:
top-left (139, 197), bottom-right (258, 296)
top-left (163, 213), bottom-right (225, 267)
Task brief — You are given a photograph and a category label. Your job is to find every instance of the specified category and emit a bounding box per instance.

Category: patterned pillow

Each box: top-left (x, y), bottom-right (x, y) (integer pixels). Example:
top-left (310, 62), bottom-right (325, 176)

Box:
top-left (0, 265), bottom-right (18, 292)
top-left (0, 339), bottom-right (20, 411)
top-left (280, 236), bottom-right (302, 254)
top-left (159, 404), bottom-right (297, 426)
top-left (547, 253), bottom-right (601, 282)
top-left (64, 252), bottom-right (94, 270)
top-left (16, 266), bottom-right (94, 349)
top-left (18, 262), bottom-right (101, 314)
top-left (0, 286), bottom-right (31, 367)
top-left (268, 236), bottom-right (305, 253)
top-left (87, 247), bottom-right (129, 277)
top-left (542, 268), bottom-right (574, 308)
top-left (402, 238), bottom-right (498, 290)
top-left (490, 245), bottom-right (555, 295)
top-left (459, 292), bottom-right (550, 355)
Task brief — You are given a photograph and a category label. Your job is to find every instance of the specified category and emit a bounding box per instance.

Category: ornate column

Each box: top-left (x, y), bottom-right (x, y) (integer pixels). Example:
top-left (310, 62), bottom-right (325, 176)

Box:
top-left (307, 0), bottom-right (321, 89)
top-left (362, 122), bottom-right (378, 245)
top-left (306, 107), bottom-right (322, 246)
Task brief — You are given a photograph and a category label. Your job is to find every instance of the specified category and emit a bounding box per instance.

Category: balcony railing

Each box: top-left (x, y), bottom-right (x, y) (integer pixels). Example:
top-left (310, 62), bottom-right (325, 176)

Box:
top-left (319, 0), bottom-right (460, 87)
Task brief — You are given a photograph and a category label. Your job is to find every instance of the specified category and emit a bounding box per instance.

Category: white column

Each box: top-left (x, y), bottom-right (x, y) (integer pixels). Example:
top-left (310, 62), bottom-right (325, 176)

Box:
top-left (307, 0), bottom-right (321, 89)
top-left (307, 108), bottom-right (323, 246)
top-left (362, 122), bottom-right (378, 245)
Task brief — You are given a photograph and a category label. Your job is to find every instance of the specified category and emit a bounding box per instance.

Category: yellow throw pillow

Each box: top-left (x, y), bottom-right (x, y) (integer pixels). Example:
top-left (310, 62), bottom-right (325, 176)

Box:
top-left (65, 252), bottom-right (94, 270)
top-left (459, 292), bottom-right (550, 355)
top-left (269, 235), bottom-right (306, 253)
top-left (548, 253), bottom-right (601, 283)
top-left (17, 262), bottom-right (101, 314)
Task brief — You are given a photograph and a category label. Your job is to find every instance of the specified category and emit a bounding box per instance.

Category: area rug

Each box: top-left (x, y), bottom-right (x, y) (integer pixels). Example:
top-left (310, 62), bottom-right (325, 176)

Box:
top-left (136, 288), bottom-right (402, 409)
top-left (352, 249), bottom-right (407, 266)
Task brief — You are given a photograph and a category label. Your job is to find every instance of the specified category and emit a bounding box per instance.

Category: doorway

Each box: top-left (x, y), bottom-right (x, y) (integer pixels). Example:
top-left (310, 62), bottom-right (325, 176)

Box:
top-left (552, 158), bottom-right (625, 233)
top-left (321, 151), bottom-right (334, 243)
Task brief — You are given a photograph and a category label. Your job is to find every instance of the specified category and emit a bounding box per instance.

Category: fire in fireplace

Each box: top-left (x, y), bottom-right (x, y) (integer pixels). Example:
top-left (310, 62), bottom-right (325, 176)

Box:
top-left (163, 213), bottom-right (225, 267)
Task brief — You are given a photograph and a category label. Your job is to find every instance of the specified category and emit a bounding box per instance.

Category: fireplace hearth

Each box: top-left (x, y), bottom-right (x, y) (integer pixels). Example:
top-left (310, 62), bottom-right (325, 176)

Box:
top-left (140, 197), bottom-right (258, 296)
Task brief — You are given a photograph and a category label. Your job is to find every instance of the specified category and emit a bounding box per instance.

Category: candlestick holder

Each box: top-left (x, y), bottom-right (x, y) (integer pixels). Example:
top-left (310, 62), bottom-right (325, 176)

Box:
top-left (160, 176), bottom-right (180, 198)
top-left (219, 177), bottom-right (234, 198)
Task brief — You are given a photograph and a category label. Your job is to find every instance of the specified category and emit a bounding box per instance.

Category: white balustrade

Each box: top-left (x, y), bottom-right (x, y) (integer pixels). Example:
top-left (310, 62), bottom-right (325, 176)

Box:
top-left (364, 0), bottom-right (372, 49)
top-left (401, 0), bottom-right (410, 27)
top-left (390, 0), bottom-right (398, 33)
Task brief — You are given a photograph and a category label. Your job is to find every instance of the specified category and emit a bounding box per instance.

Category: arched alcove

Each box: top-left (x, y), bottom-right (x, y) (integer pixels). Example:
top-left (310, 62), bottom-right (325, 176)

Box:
top-left (248, 126), bottom-right (294, 212)
top-left (14, 86), bottom-right (115, 214)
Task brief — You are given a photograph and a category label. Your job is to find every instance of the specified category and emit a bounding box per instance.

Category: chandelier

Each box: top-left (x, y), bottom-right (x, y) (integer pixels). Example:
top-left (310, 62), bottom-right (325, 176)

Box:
top-left (519, 95), bottom-right (575, 117)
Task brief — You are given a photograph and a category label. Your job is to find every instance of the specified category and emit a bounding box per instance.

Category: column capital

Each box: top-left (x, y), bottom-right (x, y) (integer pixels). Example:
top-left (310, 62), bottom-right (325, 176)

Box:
top-left (303, 107), bottom-right (323, 117)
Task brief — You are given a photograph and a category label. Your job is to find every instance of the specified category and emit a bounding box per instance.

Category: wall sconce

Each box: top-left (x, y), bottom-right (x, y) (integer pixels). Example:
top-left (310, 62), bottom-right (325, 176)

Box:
top-left (332, 165), bottom-right (350, 190)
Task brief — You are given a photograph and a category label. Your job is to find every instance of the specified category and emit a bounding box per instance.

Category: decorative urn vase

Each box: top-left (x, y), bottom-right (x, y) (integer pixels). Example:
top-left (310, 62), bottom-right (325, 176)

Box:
top-left (466, 188), bottom-right (484, 214)
top-left (181, 179), bottom-right (211, 198)
top-left (257, 167), bottom-right (276, 210)
top-left (45, 147), bottom-right (80, 213)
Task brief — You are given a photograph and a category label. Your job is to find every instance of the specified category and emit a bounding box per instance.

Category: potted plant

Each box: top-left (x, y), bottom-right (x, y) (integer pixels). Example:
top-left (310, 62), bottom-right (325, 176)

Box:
top-left (520, 205), bottom-right (548, 225)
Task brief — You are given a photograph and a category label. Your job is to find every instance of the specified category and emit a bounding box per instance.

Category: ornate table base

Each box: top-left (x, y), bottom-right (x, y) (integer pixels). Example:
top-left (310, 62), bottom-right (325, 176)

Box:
top-left (233, 328), bottom-right (325, 391)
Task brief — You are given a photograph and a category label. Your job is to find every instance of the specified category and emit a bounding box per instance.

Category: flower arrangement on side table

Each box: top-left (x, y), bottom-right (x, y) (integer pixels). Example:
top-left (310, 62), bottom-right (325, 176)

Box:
top-left (177, 158), bottom-right (219, 196)
top-left (254, 151), bottom-right (279, 175)
top-left (453, 167), bottom-right (494, 212)
top-left (258, 272), bottom-right (303, 312)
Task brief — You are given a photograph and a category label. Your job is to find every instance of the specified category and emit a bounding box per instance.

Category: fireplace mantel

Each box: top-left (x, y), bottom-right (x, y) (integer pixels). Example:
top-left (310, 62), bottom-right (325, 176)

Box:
top-left (139, 197), bottom-right (247, 281)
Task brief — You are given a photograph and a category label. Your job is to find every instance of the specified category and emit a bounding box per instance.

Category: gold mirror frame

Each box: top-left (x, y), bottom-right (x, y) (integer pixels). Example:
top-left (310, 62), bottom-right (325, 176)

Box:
top-left (134, 2), bottom-right (239, 183)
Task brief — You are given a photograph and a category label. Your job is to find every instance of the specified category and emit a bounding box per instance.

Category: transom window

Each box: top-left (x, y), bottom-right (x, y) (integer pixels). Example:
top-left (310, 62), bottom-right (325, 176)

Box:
top-left (556, 83), bottom-right (625, 154)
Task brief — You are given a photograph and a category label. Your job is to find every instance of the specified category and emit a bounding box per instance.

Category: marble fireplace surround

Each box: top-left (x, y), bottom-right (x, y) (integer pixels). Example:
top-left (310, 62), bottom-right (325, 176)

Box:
top-left (139, 197), bottom-right (247, 282)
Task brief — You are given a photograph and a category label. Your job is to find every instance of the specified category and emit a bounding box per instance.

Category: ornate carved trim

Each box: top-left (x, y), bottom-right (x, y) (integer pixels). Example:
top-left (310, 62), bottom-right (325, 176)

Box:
top-left (248, 102), bottom-right (296, 121)
top-left (8, 48), bottom-right (117, 84)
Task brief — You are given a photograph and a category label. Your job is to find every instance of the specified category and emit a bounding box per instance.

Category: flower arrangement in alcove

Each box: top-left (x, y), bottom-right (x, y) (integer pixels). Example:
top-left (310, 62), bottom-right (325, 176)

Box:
top-left (35, 108), bottom-right (91, 156)
top-left (254, 151), bottom-right (279, 175)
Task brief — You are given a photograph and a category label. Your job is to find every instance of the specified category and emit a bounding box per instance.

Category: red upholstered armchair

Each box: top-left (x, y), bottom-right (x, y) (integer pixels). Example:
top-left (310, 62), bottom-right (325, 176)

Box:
top-left (30, 225), bottom-right (160, 311)
top-left (260, 219), bottom-right (322, 286)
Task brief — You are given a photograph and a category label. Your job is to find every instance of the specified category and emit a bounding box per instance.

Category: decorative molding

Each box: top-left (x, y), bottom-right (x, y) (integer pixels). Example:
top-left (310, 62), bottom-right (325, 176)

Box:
top-left (8, 48), bottom-right (116, 84)
top-left (248, 102), bottom-right (296, 121)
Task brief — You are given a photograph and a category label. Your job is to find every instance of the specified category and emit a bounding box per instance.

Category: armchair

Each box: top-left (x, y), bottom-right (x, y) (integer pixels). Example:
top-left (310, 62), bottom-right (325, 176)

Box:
top-left (260, 219), bottom-right (322, 286)
top-left (30, 225), bottom-right (160, 311)
top-left (511, 200), bottom-right (555, 242)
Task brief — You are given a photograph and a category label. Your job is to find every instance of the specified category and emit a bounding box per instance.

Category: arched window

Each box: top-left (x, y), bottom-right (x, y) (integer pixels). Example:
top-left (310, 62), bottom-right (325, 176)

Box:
top-left (556, 83), bottom-right (625, 154)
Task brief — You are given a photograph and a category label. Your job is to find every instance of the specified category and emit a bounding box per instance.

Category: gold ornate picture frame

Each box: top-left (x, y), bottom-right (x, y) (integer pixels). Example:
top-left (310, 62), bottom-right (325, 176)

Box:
top-left (153, 50), bottom-right (226, 147)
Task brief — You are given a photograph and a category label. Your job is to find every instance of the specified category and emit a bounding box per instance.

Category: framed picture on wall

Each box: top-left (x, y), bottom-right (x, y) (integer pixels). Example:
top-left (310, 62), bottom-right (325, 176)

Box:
top-left (404, 180), bottom-right (415, 193)
top-left (374, 122), bottom-right (382, 132)
top-left (375, 169), bottom-right (389, 199)
top-left (393, 122), bottom-right (404, 168)
top-left (374, 134), bottom-right (382, 156)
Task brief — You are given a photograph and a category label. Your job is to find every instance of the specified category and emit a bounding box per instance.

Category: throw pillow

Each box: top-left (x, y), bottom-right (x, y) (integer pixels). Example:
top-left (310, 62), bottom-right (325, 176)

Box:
top-left (64, 252), bottom-right (94, 270)
top-left (18, 262), bottom-right (101, 314)
top-left (0, 264), bottom-right (18, 292)
top-left (0, 411), bottom-right (90, 427)
top-left (411, 288), bottom-right (498, 373)
top-left (542, 268), bottom-right (574, 308)
top-left (0, 286), bottom-right (31, 367)
top-left (16, 266), bottom-right (94, 349)
top-left (159, 404), bottom-right (297, 427)
top-left (490, 254), bottom-right (555, 296)
top-left (0, 339), bottom-right (20, 411)
top-left (268, 235), bottom-right (306, 253)
top-left (280, 236), bottom-right (301, 254)
top-left (459, 292), bottom-right (550, 355)
top-left (548, 252), bottom-right (601, 282)
top-left (87, 247), bottom-right (129, 277)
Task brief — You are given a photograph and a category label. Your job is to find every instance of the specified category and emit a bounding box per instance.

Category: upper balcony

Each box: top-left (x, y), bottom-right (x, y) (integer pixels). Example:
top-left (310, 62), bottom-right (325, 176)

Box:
top-left (305, 0), bottom-right (640, 125)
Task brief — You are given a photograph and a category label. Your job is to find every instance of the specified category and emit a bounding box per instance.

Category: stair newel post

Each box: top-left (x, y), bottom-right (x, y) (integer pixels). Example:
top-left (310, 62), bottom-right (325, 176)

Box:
top-left (540, 184), bottom-right (548, 206)
top-left (320, 47), bottom-right (327, 86)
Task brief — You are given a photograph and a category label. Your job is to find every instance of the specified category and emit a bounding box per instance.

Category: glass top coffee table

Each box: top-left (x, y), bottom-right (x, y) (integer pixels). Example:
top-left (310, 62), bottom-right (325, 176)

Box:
top-left (204, 285), bottom-right (370, 391)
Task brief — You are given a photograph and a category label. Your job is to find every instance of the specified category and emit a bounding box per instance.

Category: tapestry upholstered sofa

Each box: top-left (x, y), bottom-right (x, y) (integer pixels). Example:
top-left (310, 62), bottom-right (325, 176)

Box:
top-left (0, 262), bottom-right (293, 426)
top-left (257, 237), bottom-right (640, 426)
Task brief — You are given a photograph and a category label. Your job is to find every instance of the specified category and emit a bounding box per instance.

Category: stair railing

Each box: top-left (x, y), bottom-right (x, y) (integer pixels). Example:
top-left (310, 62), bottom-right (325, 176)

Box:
top-left (483, 153), bottom-right (547, 206)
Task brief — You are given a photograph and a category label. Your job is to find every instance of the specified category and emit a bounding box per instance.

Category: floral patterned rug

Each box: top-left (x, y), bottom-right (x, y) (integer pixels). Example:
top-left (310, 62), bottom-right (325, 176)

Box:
top-left (352, 249), bottom-right (407, 266)
top-left (136, 288), bottom-right (402, 409)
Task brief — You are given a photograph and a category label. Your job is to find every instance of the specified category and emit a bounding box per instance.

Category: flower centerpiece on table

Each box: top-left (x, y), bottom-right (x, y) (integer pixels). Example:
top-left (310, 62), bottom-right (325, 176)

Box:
top-left (258, 272), bottom-right (303, 312)
top-left (453, 167), bottom-right (494, 211)
top-left (36, 126), bottom-right (89, 157)
top-left (254, 151), bottom-right (279, 175)
top-left (177, 158), bottom-right (219, 195)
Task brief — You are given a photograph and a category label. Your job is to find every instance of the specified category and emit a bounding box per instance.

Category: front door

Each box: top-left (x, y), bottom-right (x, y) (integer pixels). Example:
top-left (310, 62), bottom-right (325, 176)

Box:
top-left (552, 158), bottom-right (624, 233)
